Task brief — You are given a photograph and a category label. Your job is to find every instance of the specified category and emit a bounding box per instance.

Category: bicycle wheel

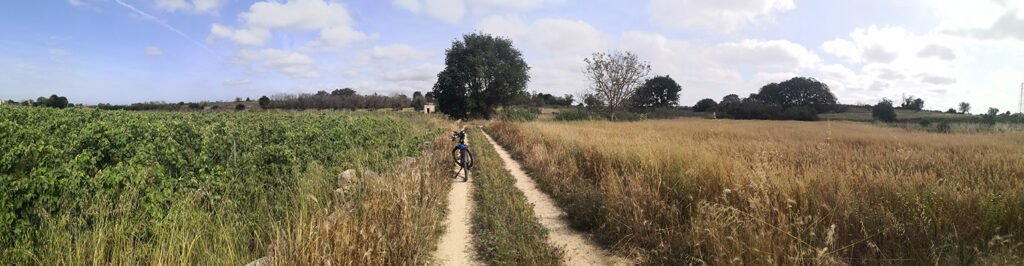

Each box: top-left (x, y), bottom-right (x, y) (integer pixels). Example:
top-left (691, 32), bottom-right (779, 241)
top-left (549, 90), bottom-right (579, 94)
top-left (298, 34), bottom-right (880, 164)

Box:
top-left (451, 146), bottom-right (461, 166)
top-left (464, 150), bottom-right (473, 169)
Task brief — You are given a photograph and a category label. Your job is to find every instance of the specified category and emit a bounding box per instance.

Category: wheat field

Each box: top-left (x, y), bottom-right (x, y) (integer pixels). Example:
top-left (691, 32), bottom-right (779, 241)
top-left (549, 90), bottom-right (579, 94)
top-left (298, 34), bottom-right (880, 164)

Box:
top-left (487, 118), bottom-right (1024, 265)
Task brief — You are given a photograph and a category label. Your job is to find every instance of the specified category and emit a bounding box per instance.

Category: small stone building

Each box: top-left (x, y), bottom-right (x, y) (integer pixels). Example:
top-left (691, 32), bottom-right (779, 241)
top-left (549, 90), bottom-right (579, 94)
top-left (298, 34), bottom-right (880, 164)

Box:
top-left (424, 103), bottom-right (435, 114)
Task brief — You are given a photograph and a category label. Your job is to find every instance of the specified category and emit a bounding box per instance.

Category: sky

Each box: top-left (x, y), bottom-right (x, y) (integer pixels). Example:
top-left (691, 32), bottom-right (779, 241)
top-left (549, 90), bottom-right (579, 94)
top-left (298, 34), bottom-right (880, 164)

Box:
top-left (1, 0), bottom-right (1023, 113)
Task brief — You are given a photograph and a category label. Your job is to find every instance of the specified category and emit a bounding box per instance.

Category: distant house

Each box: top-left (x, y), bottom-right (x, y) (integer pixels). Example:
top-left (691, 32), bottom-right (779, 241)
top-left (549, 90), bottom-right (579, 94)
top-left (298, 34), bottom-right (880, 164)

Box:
top-left (424, 103), bottom-right (435, 114)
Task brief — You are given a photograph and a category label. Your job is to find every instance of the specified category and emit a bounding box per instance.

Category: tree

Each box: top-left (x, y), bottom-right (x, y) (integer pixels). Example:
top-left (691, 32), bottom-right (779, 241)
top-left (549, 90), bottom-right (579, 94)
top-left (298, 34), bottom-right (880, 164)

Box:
top-left (872, 99), bottom-right (897, 122)
top-left (331, 88), bottom-right (356, 97)
top-left (411, 91), bottom-right (426, 111)
top-left (987, 107), bottom-right (999, 116)
top-left (432, 33), bottom-right (530, 119)
top-left (946, 108), bottom-right (957, 114)
top-left (258, 96), bottom-right (271, 109)
top-left (584, 50), bottom-right (651, 120)
top-left (692, 98), bottom-right (718, 112)
top-left (235, 104), bottom-right (246, 110)
top-left (900, 95), bottom-right (925, 111)
top-left (721, 94), bottom-right (741, 107)
top-left (583, 94), bottom-right (603, 108)
top-left (632, 75), bottom-right (681, 109)
top-left (958, 102), bottom-right (971, 114)
top-left (753, 77), bottom-right (837, 113)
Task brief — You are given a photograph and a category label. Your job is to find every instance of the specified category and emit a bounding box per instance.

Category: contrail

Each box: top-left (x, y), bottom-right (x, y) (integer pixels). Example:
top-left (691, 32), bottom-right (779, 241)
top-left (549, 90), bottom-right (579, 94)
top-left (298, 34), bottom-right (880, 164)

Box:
top-left (111, 0), bottom-right (211, 52)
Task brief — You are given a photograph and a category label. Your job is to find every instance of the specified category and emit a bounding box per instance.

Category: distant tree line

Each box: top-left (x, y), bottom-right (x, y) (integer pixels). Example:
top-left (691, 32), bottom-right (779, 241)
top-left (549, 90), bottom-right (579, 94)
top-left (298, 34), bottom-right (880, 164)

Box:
top-left (691, 77), bottom-right (838, 121)
top-left (263, 88), bottom-right (414, 111)
top-left (5, 95), bottom-right (71, 108)
top-left (507, 92), bottom-right (575, 107)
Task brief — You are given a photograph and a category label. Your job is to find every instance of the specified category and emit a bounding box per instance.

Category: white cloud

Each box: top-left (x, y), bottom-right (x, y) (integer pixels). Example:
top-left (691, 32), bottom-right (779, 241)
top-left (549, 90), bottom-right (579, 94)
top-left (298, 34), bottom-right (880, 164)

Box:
top-left (233, 49), bottom-right (319, 79)
top-left (370, 44), bottom-right (430, 61)
top-left (477, 16), bottom-right (607, 55)
top-left (393, 0), bottom-right (564, 23)
top-left (208, 24), bottom-right (271, 46)
top-left (155, 0), bottom-right (225, 14)
top-left (917, 44), bottom-right (956, 60)
top-left (209, 0), bottom-right (370, 50)
top-left (710, 39), bottom-right (821, 69)
top-left (382, 63), bottom-right (444, 82)
top-left (145, 46), bottom-right (164, 56)
top-left (649, 0), bottom-right (795, 33)
top-left (223, 78), bottom-right (251, 86)
top-left (915, 73), bottom-right (956, 85)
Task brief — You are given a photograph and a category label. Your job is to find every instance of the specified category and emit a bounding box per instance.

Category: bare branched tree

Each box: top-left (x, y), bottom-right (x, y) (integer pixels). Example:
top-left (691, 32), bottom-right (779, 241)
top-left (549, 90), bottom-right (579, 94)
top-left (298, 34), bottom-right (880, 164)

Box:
top-left (583, 51), bottom-right (651, 120)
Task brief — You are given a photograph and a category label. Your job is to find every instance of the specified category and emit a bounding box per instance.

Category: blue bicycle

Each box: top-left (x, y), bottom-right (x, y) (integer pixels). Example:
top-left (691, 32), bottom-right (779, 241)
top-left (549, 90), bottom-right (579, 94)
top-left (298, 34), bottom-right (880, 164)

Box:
top-left (450, 130), bottom-right (473, 181)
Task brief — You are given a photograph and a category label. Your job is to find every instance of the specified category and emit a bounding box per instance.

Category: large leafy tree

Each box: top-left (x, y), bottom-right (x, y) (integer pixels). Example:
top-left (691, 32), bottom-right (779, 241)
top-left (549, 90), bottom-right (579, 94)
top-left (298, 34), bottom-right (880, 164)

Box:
top-left (754, 77), bottom-right (837, 112)
top-left (432, 33), bottom-right (530, 119)
top-left (631, 75), bottom-right (681, 108)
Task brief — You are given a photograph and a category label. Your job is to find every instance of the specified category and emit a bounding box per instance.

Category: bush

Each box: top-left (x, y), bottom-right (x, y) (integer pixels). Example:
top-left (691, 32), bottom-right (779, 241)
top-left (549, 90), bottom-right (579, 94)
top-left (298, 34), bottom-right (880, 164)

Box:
top-left (554, 108), bottom-right (592, 121)
top-left (872, 100), bottom-right (897, 122)
top-left (692, 98), bottom-right (718, 112)
top-left (604, 111), bottom-right (644, 121)
top-left (919, 118), bottom-right (933, 127)
top-left (235, 104), bottom-right (246, 111)
top-left (723, 101), bottom-right (781, 120)
top-left (646, 107), bottom-right (690, 119)
top-left (936, 121), bottom-right (951, 133)
top-left (779, 106), bottom-right (819, 121)
top-left (498, 106), bottom-right (538, 122)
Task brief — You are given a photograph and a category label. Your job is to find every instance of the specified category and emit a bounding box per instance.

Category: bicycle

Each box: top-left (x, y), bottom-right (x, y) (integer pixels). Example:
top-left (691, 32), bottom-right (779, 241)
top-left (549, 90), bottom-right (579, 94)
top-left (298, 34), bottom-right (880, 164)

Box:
top-left (450, 129), bottom-right (473, 181)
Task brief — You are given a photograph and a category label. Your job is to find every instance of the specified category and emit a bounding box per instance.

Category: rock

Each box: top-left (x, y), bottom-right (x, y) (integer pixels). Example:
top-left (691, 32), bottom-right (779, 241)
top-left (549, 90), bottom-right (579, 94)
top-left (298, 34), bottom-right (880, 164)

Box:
top-left (245, 256), bottom-right (272, 266)
top-left (334, 187), bottom-right (345, 200)
top-left (401, 156), bottom-right (416, 167)
top-left (339, 169), bottom-right (356, 188)
top-left (363, 170), bottom-right (379, 179)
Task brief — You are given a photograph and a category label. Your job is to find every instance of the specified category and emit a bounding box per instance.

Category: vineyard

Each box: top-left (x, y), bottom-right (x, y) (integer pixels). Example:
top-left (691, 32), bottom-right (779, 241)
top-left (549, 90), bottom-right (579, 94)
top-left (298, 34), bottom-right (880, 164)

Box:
top-left (0, 105), bottom-right (441, 264)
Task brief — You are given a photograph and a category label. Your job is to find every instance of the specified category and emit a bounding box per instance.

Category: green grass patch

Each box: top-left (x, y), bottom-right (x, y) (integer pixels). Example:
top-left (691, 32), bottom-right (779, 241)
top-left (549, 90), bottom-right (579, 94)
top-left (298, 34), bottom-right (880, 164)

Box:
top-left (466, 128), bottom-right (563, 265)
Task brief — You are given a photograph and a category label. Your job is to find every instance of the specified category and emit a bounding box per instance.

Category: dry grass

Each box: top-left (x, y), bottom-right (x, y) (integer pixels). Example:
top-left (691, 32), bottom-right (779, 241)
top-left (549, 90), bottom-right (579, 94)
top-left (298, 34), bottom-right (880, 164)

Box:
top-left (268, 136), bottom-right (452, 265)
top-left (487, 118), bottom-right (1024, 265)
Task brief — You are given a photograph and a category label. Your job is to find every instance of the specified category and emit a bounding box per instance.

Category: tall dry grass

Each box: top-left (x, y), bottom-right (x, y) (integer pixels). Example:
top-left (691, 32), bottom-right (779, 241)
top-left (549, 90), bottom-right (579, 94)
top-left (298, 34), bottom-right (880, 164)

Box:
top-left (268, 134), bottom-right (452, 265)
top-left (487, 119), bottom-right (1024, 265)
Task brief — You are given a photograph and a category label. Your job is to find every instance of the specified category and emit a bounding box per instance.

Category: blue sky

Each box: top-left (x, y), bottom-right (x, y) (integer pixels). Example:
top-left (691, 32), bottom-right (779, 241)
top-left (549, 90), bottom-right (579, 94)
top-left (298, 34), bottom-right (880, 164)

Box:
top-left (1, 0), bottom-right (1023, 113)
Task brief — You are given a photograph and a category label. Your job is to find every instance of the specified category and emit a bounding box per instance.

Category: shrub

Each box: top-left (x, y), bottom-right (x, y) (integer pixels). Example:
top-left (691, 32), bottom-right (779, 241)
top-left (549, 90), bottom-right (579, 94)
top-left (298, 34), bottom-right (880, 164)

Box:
top-left (872, 99), bottom-right (897, 122)
top-left (779, 106), bottom-right (819, 121)
top-left (919, 118), bottom-right (933, 127)
top-left (235, 104), bottom-right (246, 111)
top-left (554, 108), bottom-right (592, 121)
top-left (604, 111), bottom-right (644, 121)
top-left (692, 98), bottom-right (718, 112)
top-left (646, 107), bottom-right (689, 119)
top-left (498, 106), bottom-right (538, 122)
top-left (936, 121), bottom-right (951, 133)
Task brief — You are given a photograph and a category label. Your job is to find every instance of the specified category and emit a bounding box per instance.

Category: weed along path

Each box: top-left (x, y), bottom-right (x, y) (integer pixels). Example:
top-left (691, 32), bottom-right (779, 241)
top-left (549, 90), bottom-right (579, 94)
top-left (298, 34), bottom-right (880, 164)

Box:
top-left (481, 131), bottom-right (632, 266)
top-left (434, 129), bottom-right (479, 266)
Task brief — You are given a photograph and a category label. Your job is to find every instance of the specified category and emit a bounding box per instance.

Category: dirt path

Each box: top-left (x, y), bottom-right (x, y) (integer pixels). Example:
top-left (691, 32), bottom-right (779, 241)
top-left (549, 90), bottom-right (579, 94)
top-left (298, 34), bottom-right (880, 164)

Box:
top-left (481, 131), bottom-right (632, 266)
top-left (434, 130), bottom-right (479, 266)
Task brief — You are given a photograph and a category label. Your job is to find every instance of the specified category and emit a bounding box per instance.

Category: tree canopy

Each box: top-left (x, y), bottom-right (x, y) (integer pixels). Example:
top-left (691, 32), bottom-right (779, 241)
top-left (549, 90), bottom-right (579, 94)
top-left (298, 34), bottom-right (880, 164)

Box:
top-left (632, 75), bottom-right (681, 109)
top-left (753, 77), bottom-right (837, 113)
top-left (432, 33), bottom-right (530, 119)
top-left (584, 50), bottom-right (650, 120)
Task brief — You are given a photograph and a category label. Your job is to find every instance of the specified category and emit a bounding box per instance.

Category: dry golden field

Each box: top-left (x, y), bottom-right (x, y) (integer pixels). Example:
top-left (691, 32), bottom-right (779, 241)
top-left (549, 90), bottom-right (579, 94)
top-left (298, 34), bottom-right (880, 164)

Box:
top-left (487, 118), bottom-right (1024, 265)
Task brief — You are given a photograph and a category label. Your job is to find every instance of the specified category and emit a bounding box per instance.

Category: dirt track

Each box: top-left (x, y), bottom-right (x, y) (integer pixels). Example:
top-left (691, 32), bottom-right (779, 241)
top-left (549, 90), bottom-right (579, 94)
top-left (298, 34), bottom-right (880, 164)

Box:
top-left (434, 130), bottom-right (479, 266)
top-left (481, 131), bottom-right (631, 266)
